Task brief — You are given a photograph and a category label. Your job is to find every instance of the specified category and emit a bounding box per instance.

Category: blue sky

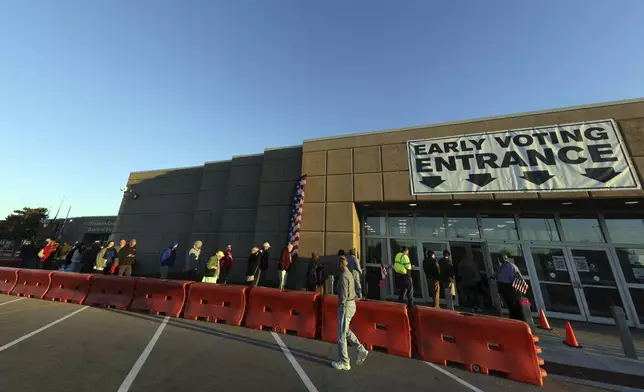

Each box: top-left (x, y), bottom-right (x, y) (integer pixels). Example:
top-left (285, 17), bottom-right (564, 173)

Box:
top-left (1, 0), bottom-right (643, 219)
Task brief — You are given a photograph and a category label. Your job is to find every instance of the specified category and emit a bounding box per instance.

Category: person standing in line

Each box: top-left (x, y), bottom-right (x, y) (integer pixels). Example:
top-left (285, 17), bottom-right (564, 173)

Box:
top-left (202, 251), bottom-right (224, 284)
top-left (394, 246), bottom-right (414, 308)
top-left (185, 240), bottom-right (203, 280)
top-left (219, 244), bottom-right (234, 284)
top-left (95, 242), bottom-right (108, 271)
top-left (258, 242), bottom-right (271, 286)
top-left (116, 239), bottom-right (127, 252)
top-left (117, 239), bottom-right (136, 276)
top-left (159, 241), bottom-right (179, 278)
top-left (494, 254), bottom-right (523, 320)
top-left (278, 243), bottom-right (293, 289)
top-left (423, 250), bottom-right (441, 308)
top-left (98, 241), bottom-right (118, 273)
top-left (80, 241), bottom-right (101, 273)
top-left (69, 244), bottom-right (85, 272)
top-left (40, 239), bottom-right (59, 270)
top-left (439, 250), bottom-right (456, 304)
top-left (306, 252), bottom-right (324, 292)
top-left (20, 241), bottom-right (39, 269)
top-left (332, 255), bottom-right (368, 371)
top-left (55, 241), bottom-right (71, 269)
top-left (245, 247), bottom-right (262, 286)
top-left (347, 248), bottom-right (363, 298)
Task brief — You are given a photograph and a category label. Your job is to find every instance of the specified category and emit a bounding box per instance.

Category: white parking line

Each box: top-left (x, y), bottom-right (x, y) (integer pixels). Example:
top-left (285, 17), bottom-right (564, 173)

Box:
top-left (117, 316), bottom-right (170, 392)
top-left (425, 362), bottom-right (485, 392)
top-left (0, 306), bottom-right (88, 352)
top-left (0, 297), bottom-right (25, 307)
top-left (271, 332), bottom-right (319, 392)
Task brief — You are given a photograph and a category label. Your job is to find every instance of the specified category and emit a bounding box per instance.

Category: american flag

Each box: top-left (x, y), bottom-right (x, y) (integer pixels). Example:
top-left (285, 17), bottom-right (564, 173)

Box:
top-left (512, 275), bottom-right (529, 295)
top-left (287, 174), bottom-right (307, 256)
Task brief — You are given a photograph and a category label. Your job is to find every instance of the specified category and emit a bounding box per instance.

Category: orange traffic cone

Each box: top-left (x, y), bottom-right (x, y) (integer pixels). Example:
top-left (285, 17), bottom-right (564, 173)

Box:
top-left (563, 321), bottom-right (582, 348)
top-left (538, 309), bottom-right (552, 330)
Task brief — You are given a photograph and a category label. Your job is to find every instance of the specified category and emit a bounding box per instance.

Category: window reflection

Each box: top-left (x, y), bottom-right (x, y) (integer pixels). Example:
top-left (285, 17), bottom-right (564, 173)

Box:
top-left (488, 243), bottom-right (528, 276)
top-left (446, 216), bottom-right (480, 239)
top-left (560, 217), bottom-right (605, 243)
top-left (417, 216), bottom-right (446, 238)
top-left (615, 248), bottom-right (644, 284)
top-left (366, 238), bottom-right (384, 265)
top-left (605, 219), bottom-right (644, 244)
top-left (481, 216), bottom-right (519, 241)
top-left (388, 214), bottom-right (414, 237)
top-left (519, 216), bottom-right (560, 241)
top-left (364, 215), bottom-right (386, 236)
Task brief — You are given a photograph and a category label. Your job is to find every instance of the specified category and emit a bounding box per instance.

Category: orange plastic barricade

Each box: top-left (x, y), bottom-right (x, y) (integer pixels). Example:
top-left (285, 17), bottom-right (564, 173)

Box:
top-left (321, 296), bottom-right (411, 357)
top-left (184, 283), bottom-right (248, 326)
top-left (10, 269), bottom-right (52, 298)
top-left (246, 287), bottom-right (320, 338)
top-left (84, 274), bottom-right (137, 310)
top-left (413, 306), bottom-right (546, 386)
top-left (43, 271), bottom-right (93, 304)
top-left (129, 278), bottom-right (193, 317)
top-left (0, 267), bottom-right (18, 294)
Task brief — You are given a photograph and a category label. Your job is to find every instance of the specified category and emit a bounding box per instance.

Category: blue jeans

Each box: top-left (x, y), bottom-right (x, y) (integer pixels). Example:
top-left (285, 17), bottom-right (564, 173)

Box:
top-left (337, 300), bottom-right (362, 365)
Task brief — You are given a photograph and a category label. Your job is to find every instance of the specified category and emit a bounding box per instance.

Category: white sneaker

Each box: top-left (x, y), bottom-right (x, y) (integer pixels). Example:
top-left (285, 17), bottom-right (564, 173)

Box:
top-left (331, 361), bottom-right (351, 371)
top-left (356, 348), bottom-right (368, 365)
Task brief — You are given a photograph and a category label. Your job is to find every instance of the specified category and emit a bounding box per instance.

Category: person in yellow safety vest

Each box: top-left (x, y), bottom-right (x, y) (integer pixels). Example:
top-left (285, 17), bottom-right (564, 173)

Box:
top-left (394, 246), bottom-right (414, 308)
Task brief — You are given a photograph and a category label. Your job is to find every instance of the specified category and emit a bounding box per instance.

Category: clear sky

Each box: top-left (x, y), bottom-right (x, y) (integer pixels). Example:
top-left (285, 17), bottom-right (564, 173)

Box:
top-left (1, 0), bottom-right (643, 219)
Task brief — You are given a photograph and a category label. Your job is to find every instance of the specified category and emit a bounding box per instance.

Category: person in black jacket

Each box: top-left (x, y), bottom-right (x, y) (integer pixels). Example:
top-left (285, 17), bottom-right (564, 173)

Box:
top-left (258, 242), bottom-right (271, 286)
top-left (306, 252), bottom-right (324, 292)
top-left (245, 247), bottom-right (261, 286)
top-left (439, 250), bottom-right (456, 304)
top-left (81, 241), bottom-right (101, 273)
top-left (422, 250), bottom-right (441, 308)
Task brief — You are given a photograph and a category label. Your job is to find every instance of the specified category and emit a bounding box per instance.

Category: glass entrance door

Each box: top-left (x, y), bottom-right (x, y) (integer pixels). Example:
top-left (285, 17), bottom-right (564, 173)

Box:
top-left (419, 241), bottom-right (449, 306)
top-left (529, 245), bottom-right (628, 324)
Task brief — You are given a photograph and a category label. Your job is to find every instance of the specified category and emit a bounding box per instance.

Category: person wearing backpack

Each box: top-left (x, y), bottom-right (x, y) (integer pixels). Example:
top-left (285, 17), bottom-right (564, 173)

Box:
top-left (422, 250), bottom-right (441, 308)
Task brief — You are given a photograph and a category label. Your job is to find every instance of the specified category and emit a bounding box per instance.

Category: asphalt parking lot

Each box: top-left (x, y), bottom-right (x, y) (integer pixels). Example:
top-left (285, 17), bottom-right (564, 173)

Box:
top-left (0, 294), bottom-right (605, 392)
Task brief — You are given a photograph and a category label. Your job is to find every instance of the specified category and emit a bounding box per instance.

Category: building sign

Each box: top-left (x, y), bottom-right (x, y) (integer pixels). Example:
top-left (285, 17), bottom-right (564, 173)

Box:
top-left (407, 119), bottom-right (641, 194)
top-left (86, 219), bottom-right (115, 233)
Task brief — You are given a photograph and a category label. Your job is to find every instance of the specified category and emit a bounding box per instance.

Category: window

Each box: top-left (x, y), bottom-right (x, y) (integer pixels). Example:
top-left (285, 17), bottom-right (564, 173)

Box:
top-left (488, 243), bottom-right (528, 276)
top-left (416, 215), bottom-right (446, 238)
top-left (560, 217), bottom-right (605, 243)
top-left (364, 215), bottom-right (386, 236)
top-left (446, 216), bottom-right (480, 239)
top-left (366, 238), bottom-right (385, 265)
top-left (615, 248), bottom-right (644, 284)
top-left (388, 214), bottom-right (414, 237)
top-left (481, 216), bottom-right (519, 241)
top-left (605, 218), bottom-right (644, 244)
top-left (519, 216), bottom-right (560, 241)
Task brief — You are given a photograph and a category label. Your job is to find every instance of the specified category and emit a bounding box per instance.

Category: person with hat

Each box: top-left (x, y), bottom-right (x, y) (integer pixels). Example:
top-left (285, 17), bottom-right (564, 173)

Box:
top-left (202, 251), bottom-right (225, 284)
top-left (258, 241), bottom-right (271, 286)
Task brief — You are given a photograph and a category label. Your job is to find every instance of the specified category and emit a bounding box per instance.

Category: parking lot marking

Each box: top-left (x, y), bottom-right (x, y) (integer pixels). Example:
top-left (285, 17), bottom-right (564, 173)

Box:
top-left (424, 362), bottom-right (485, 392)
top-left (117, 316), bottom-right (170, 392)
top-left (271, 332), bottom-right (319, 392)
top-left (0, 306), bottom-right (88, 353)
top-left (0, 298), bottom-right (25, 307)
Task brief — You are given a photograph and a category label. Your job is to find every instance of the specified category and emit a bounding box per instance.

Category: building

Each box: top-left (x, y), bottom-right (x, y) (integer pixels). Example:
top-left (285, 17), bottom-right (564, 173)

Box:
top-left (111, 98), bottom-right (644, 327)
top-left (38, 216), bottom-right (116, 245)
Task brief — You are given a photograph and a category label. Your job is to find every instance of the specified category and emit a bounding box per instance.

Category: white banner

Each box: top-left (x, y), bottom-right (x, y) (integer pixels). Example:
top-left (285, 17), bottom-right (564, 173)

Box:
top-left (407, 119), bottom-right (641, 195)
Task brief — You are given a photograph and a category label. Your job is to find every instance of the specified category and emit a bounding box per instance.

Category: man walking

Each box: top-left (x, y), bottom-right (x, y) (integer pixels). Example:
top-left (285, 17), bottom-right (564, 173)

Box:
top-left (394, 246), bottom-right (414, 308)
top-left (332, 255), bottom-right (368, 371)
top-left (347, 248), bottom-right (362, 298)
top-left (494, 254), bottom-right (523, 320)
top-left (278, 243), bottom-right (292, 289)
top-left (185, 240), bottom-right (203, 280)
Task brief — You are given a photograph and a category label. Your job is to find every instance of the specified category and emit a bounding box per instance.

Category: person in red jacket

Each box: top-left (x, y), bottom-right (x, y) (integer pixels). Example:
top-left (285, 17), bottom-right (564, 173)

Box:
top-left (278, 243), bottom-right (294, 289)
top-left (219, 244), bottom-right (234, 283)
top-left (39, 240), bottom-right (59, 270)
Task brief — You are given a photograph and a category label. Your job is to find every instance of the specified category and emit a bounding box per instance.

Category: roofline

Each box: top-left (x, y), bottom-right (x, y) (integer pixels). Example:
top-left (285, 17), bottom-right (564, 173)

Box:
top-left (303, 97), bottom-right (644, 143)
top-left (129, 164), bottom-right (204, 176)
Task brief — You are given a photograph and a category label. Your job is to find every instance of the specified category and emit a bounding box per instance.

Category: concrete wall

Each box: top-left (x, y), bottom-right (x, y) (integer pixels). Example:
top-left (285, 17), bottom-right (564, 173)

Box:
top-left (298, 99), bottom-right (644, 258)
top-left (111, 147), bottom-right (303, 280)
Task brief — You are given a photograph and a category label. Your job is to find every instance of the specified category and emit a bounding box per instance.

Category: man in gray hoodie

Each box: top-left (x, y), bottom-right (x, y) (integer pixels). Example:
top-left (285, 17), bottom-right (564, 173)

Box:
top-left (332, 256), bottom-right (368, 371)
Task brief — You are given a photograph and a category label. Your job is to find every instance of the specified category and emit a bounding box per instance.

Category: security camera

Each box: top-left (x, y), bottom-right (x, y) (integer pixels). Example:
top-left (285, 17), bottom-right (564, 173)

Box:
top-left (120, 186), bottom-right (130, 192)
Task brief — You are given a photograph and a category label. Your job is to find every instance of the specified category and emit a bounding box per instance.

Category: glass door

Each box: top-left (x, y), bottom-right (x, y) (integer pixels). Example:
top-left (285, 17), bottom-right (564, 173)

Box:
top-left (565, 247), bottom-right (628, 324)
top-left (389, 239), bottom-right (424, 302)
top-left (419, 241), bottom-right (449, 306)
top-left (529, 246), bottom-right (587, 322)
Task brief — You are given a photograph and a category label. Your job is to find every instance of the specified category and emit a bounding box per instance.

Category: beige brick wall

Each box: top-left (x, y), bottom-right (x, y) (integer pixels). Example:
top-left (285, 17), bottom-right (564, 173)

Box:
top-left (298, 100), bottom-right (644, 257)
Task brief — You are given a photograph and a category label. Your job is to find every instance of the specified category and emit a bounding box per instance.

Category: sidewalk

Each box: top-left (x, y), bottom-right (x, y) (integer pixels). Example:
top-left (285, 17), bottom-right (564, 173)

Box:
top-left (535, 319), bottom-right (644, 388)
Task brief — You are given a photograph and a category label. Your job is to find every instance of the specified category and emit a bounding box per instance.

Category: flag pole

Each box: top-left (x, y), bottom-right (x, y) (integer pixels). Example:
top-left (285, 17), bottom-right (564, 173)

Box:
top-left (56, 205), bottom-right (72, 241)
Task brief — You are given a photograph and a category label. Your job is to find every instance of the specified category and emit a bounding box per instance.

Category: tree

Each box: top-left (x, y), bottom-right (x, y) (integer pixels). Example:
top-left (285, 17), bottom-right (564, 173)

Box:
top-left (0, 207), bottom-right (49, 242)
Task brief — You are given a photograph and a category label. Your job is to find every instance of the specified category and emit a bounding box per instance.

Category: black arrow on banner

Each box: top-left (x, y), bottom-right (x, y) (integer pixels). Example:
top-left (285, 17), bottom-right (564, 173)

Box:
top-left (466, 173), bottom-right (496, 187)
top-left (420, 175), bottom-right (445, 189)
top-left (521, 170), bottom-right (554, 185)
top-left (582, 167), bottom-right (621, 183)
